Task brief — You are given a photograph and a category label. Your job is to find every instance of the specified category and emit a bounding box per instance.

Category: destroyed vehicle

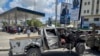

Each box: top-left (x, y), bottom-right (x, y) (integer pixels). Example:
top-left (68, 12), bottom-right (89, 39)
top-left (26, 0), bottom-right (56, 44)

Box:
top-left (86, 24), bottom-right (100, 51)
top-left (9, 27), bottom-right (85, 56)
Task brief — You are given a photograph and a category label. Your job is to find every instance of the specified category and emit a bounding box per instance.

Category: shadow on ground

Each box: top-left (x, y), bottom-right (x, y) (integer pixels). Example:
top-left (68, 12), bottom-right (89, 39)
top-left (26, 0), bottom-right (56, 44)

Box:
top-left (14, 51), bottom-right (79, 56)
top-left (42, 51), bottom-right (79, 56)
top-left (14, 49), bottom-right (100, 56)
top-left (85, 49), bottom-right (100, 56)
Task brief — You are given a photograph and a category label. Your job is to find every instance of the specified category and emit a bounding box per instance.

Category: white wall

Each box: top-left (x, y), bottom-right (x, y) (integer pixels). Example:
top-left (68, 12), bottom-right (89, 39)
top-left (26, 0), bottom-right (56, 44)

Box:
top-left (81, 0), bottom-right (100, 28)
top-left (93, 0), bottom-right (97, 15)
top-left (83, 16), bottom-right (100, 28)
top-left (81, 0), bottom-right (93, 16)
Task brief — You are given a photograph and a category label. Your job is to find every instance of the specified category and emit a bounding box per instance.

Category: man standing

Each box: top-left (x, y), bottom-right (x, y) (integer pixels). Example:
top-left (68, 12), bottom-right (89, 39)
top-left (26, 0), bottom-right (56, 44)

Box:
top-left (18, 26), bottom-right (21, 35)
top-left (27, 27), bottom-right (31, 37)
top-left (60, 5), bottom-right (70, 24)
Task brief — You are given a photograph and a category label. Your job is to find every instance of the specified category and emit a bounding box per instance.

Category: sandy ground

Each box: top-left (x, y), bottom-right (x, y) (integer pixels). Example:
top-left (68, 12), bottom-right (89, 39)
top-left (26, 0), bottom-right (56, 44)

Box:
top-left (0, 32), bottom-right (39, 49)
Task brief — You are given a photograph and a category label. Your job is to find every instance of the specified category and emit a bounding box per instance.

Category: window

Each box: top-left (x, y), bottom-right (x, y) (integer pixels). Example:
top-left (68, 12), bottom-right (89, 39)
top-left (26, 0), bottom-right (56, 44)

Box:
top-left (89, 24), bottom-right (92, 26)
top-left (96, 9), bottom-right (99, 14)
top-left (94, 18), bottom-right (99, 21)
top-left (88, 2), bottom-right (90, 5)
top-left (83, 26), bottom-right (88, 29)
top-left (84, 2), bottom-right (87, 5)
top-left (84, 18), bottom-right (89, 21)
top-left (46, 29), bottom-right (56, 36)
top-left (95, 31), bottom-right (98, 34)
top-left (87, 10), bottom-right (89, 13)
top-left (97, 0), bottom-right (99, 4)
top-left (84, 10), bottom-right (86, 13)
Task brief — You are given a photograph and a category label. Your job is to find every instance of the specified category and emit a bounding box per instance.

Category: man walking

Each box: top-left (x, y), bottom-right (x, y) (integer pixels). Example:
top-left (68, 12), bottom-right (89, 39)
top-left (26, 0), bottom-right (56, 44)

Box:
top-left (27, 27), bottom-right (31, 37)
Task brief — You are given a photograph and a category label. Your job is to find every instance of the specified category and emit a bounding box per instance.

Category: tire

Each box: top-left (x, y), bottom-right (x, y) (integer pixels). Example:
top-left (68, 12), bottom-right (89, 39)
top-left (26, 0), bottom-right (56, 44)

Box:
top-left (26, 48), bottom-right (41, 56)
top-left (9, 50), bottom-right (13, 56)
top-left (75, 43), bottom-right (85, 54)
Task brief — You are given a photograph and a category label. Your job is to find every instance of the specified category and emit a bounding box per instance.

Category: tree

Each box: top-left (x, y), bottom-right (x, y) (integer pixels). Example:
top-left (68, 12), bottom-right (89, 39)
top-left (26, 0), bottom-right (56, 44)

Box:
top-left (26, 19), bottom-right (43, 27)
top-left (52, 20), bottom-right (61, 27)
top-left (34, 19), bottom-right (43, 27)
top-left (46, 19), bottom-right (61, 27)
top-left (26, 20), bottom-right (31, 26)
top-left (2, 21), bottom-right (7, 26)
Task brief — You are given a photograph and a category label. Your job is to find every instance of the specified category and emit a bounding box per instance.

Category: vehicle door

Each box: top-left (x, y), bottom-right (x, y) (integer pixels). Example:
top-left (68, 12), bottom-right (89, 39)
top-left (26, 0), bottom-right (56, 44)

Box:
top-left (44, 28), bottom-right (59, 49)
top-left (38, 28), bottom-right (49, 50)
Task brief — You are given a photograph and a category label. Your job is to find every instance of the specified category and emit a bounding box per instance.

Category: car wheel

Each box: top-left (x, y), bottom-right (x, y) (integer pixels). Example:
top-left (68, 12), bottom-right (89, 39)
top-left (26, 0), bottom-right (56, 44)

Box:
top-left (75, 43), bottom-right (85, 54)
top-left (26, 48), bottom-right (41, 56)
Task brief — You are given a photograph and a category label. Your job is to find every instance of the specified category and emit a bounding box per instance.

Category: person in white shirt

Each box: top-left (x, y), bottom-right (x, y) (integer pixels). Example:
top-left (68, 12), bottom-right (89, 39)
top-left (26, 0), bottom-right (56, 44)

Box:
top-left (27, 27), bottom-right (31, 37)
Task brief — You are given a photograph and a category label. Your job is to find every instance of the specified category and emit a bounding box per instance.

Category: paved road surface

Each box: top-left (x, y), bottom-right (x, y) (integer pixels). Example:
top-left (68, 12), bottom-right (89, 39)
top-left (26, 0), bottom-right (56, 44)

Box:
top-left (0, 49), bottom-right (100, 56)
top-left (0, 51), bottom-right (8, 56)
top-left (0, 32), bottom-right (38, 49)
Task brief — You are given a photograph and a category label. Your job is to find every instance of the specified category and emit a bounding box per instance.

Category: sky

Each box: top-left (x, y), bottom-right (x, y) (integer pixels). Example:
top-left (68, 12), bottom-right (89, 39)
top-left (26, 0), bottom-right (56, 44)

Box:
top-left (0, 0), bottom-right (73, 23)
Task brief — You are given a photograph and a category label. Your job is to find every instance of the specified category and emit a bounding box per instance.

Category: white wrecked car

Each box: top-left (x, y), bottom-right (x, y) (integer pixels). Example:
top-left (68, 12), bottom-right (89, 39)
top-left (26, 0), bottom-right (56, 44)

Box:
top-left (9, 27), bottom-right (85, 56)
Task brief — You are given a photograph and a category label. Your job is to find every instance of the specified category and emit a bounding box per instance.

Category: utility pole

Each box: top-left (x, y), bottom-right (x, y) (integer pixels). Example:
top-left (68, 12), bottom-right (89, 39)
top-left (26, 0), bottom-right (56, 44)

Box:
top-left (55, 0), bottom-right (58, 27)
top-left (34, 0), bottom-right (36, 10)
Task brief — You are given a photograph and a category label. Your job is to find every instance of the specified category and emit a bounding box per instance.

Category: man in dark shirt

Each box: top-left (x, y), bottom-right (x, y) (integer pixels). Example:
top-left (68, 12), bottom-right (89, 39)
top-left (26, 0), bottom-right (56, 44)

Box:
top-left (61, 5), bottom-right (69, 17)
top-left (60, 5), bottom-right (69, 24)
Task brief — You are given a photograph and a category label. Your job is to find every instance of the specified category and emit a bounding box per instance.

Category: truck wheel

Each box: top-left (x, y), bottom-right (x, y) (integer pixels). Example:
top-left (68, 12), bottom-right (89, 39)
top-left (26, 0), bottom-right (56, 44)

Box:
top-left (75, 43), bottom-right (85, 54)
top-left (26, 48), bottom-right (41, 56)
top-left (9, 50), bottom-right (13, 56)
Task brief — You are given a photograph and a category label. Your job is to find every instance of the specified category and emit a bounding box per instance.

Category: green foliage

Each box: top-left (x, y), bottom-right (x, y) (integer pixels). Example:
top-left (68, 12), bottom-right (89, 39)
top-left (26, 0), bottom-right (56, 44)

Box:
top-left (26, 19), bottom-right (43, 27)
top-left (52, 21), bottom-right (61, 27)
top-left (26, 20), bottom-right (31, 26)
top-left (57, 23), bottom-right (61, 27)
top-left (2, 21), bottom-right (7, 26)
top-left (34, 19), bottom-right (43, 27)
top-left (46, 20), bottom-right (61, 27)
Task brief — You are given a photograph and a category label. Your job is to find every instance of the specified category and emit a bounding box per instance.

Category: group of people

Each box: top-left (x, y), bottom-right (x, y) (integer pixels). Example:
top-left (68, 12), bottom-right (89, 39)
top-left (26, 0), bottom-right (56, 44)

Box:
top-left (2, 26), bottom-right (39, 35)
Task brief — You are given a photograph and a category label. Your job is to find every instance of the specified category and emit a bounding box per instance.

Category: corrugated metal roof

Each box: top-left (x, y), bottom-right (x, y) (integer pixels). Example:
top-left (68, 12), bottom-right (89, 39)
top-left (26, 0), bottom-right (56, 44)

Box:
top-left (0, 7), bottom-right (45, 17)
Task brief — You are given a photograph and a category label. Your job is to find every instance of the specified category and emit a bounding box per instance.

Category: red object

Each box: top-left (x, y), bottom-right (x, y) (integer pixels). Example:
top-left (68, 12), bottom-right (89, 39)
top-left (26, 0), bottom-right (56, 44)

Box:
top-left (61, 38), bottom-right (66, 44)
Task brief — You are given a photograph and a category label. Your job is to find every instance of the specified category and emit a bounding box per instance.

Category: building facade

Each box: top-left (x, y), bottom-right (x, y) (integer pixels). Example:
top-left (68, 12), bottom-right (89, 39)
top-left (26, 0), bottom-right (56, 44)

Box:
top-left (81, 0), bottom-right (100, 29)
top-left (0, 7), bottom-right (45, 28)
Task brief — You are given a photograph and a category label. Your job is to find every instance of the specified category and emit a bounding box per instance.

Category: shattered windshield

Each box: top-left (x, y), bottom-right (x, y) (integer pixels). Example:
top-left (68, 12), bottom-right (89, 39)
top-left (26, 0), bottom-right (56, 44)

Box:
top-left (46, 29), bottom-right (57, 36)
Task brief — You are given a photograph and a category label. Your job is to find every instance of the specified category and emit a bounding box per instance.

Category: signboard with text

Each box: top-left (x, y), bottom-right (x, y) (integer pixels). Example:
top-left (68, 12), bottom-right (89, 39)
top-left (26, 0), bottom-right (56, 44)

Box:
top-left (60, 0), bottom-right (81, 24)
